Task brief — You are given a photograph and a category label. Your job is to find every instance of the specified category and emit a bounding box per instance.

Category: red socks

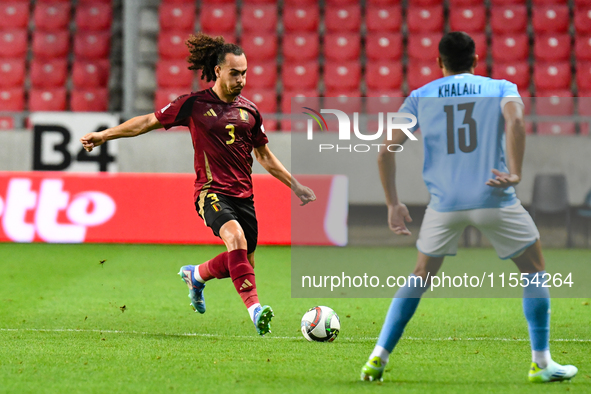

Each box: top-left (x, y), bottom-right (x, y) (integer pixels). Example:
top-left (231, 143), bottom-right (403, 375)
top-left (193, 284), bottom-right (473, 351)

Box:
top-left (199, 251), bottom-right (229, 280)
top-left (197, 249), bottom-right (259, 308)
top-left (228, 249), bottom-right (259, 308)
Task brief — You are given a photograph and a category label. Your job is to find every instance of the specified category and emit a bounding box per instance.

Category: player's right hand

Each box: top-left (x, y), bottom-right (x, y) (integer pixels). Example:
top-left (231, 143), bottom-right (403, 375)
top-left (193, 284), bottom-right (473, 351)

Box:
top-left (80, 132), bottom-right (106, 152)
top-left (387, 203), bottom-right (412, 236)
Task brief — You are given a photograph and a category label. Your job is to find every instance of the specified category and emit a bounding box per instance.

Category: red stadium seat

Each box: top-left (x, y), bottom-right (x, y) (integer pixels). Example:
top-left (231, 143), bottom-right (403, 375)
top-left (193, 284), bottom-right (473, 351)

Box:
top-left (519, 89), bottom-right (532, 115)
top-left (537, 122), bottom-right (576, 135)
top-left (281, 62), bottom-right (319, 90)
top-left (407, 33), bottom-right (442, 61)
top-left (30, 58), bottom-right (68, 88)
top-left (406, 6), bottom-right (444, 33)
top-left (281, 89), bottom-right (319, 113)
top-left (199, 31), bottom-right (236, 45)
top-left (325, 0), bottom-right (359, 4)
top-left (156, 59), bottom-right (193, 88)
top-left (324, 33), bottom-right (360, 61)
top-left (365, 88), bottom-right (403, 98)
top-left (322, 91), bottom-right (362, 116)
top-left (365, 5), bottom-right (402, 32)
top-left (0, 2), bottom-right (29, 29)
top-left (0, 116), bottom-right (15, 130)
top-left (575, 0), bottom-right (591, 6)
top-left (471, 33), bottom-right (488, 62)
top-left (0, 30), bottom-right (28, 58)
top-left (323, 61), bottom-right (361, 91)
top-left (574, 7), bottom-right (591, 34)
top-left (244, 89), bottom-right (278, 131)
top-left (34, 2), bottom-right (71, 31)
top-left (534, 34), bottom-right (571, 62)
top-left (532, 0), bottom-right (570, 4)
top-left (242, 0), bottom-right (276, 5)
top-left (76, 3), bottom-right (112, 31)
top-left (576, 61), bottom-right (591, 90)
top-left (575, 35), bottom-right (591, 61)
top-left (70, 88), bottom-right (108, 112)
top-left (407, 60), bottom-right (440, 91)
top-left (0, 59), bottom-right (25, 88)
top-left (241, 4), bottom-right (277, 33)
top-left (492, 62), bottom-right (530, 90)
top-left (246, 61), bottom-right (276, 89)
top-left (74, 31), bottom-right (111, 60)
top-left (491, 34), bottom-right (529, 61)
top-left (490, 5), bottom-right (528, 34)
top-left (449, 0), bottom-right (483, 5)
top-left (535, 91), bottom-right (574, 116)
top-left (200, 4), bottom-right (236, 33)
top-left (158, 3), bottom-right (195, 32)
top-left (366, 61), bottom-right (403, 91)
top-left (154, 88), bottom-right (184, 112)
top-left (28, 88), bottom-right (67, 111)
top-left (283, 0), bottom-right (317, 6)
top-left (240, 33), bottom-right (277, 61)
top-left (533, 63), bottom-right (572, 91)
top-left (533, 5), bottom-right (569, 33)
top-left (365, 92), bottom-right (404, 115)
top-left (32, 31), bottom-right (70, 59)
top-left (243, 88), bottom-right (276, 114)
top-left (324, 6), bottom-right (361, 32)
top-left (281, 91), bottom-right (321, 133)
top-left (367, 0), bottom-right (401, 4)
top-left (407, 0), bottom-right (443, 5)
top-left (78, 0), bottom-right (112, 3)
top-left (366, 32), bottom-right (403, 61)
top-left (72, 59), bottom-right (110, 88)
top-left (282, 33), bottom-right (319, 62)
top-left (449, 5), bottom-right (486, 32)
top-left (283, 5), bottom-right (319, 32)
top-left (474, 61), bottom-right (488, 77)
top-left (0, 88), bottom-right (24, 111)
top-left (158, 31), bottom-right (190, 59)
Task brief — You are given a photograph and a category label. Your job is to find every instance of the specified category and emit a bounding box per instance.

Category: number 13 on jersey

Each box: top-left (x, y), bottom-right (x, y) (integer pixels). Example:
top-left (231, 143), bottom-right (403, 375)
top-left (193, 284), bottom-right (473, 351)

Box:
top-left (444, 102), bottom-right (477, 155)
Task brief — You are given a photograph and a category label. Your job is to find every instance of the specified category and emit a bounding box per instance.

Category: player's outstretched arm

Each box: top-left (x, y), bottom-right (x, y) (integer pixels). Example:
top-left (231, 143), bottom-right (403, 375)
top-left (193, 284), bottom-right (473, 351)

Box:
top-left (80, 113), bottom-right (163, 152)
top-left (253, 144), bottom-right (316, 206)
top-left (486, 101), bottom-right (525, 188)
top-left (378, 129), bottom-right (412, 235)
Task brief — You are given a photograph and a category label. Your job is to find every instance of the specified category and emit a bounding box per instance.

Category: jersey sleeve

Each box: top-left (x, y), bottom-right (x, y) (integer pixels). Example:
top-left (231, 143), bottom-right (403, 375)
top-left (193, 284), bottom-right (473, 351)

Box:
top-left (499, 80), bottom-right (524, 110)
top-left (252, 110), bottom-right (269, 148)
top-left (154, 94), bottom-right (194, 130)
top-left (397, 90), bottom-right (420, 133)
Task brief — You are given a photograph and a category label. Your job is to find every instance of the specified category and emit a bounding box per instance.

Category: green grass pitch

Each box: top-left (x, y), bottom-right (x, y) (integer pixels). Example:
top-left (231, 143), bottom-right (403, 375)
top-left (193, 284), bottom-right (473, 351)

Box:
top-left (0, 243), bottom-right (590, 393)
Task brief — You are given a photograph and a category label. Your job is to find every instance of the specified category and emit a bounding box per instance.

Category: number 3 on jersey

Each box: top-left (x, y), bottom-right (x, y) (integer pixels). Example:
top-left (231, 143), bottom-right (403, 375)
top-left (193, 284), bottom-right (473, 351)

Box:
top-left (225, 124), bottom-right (235, 145)
top-left (444, 102), bottom-right (477, 154)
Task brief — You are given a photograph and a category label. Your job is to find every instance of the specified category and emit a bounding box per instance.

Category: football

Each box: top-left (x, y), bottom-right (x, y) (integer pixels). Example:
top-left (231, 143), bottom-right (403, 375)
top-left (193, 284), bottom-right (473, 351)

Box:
top-left (301, 306), bottom-right (340, 342)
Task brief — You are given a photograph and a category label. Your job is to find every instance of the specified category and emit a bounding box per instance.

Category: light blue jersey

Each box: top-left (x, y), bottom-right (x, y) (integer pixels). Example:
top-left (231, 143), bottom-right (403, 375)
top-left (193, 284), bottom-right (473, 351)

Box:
top-left (399, 73), bottom-right (522, 212)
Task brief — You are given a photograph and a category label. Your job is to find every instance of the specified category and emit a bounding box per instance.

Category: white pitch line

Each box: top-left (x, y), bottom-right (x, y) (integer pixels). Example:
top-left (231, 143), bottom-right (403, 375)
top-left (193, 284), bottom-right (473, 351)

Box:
top-left (1, 328), bottom-right (590, 343)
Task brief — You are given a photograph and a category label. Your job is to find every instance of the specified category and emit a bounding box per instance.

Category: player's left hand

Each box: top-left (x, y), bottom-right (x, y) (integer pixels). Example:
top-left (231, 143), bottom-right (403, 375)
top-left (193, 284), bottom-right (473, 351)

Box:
top-left (295, 185), bottom-right (316, 206)
top-left (486, 169), bottom-right (521, 188)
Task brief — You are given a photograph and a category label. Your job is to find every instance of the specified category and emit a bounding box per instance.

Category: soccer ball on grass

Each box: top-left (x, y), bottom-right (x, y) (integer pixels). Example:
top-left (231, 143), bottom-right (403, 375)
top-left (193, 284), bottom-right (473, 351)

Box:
top-left (301, 306), bottom-right (340, 342)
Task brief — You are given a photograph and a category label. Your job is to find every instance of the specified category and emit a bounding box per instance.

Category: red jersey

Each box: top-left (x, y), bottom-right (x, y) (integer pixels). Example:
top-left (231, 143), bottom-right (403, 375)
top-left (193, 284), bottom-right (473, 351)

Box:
top-left (155, 88), bottom-right (269, 201)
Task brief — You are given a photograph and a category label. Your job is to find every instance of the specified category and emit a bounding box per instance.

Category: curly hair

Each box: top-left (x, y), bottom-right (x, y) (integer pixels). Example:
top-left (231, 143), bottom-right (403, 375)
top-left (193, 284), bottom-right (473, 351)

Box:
top-left (185, 32), bottom-right (244, 82)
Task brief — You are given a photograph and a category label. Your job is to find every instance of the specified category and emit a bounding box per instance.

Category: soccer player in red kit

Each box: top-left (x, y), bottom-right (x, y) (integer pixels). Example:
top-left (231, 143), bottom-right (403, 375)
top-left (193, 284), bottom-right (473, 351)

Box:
top-left (80, 33), bottom-right (316, 336)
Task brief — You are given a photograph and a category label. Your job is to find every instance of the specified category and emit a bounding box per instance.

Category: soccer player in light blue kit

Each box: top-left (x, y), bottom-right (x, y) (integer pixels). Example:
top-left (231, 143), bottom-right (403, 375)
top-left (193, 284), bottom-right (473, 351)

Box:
top-left (360, 32), bottom-right (578, 383)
